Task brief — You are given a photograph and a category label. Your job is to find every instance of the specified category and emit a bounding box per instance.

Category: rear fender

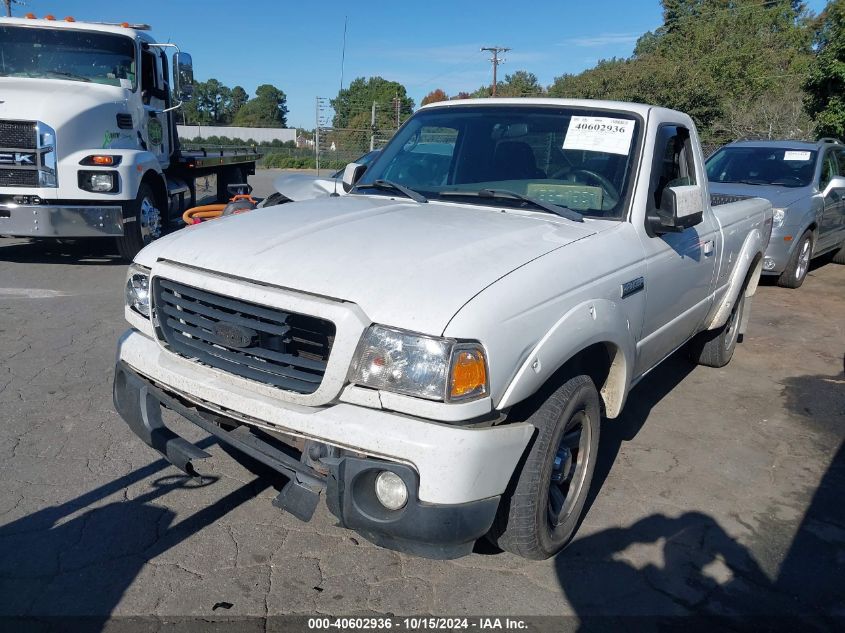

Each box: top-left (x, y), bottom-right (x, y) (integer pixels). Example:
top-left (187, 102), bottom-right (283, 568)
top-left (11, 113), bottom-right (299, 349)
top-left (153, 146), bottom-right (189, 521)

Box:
top-left (497, 298), bottom-right (636, 418)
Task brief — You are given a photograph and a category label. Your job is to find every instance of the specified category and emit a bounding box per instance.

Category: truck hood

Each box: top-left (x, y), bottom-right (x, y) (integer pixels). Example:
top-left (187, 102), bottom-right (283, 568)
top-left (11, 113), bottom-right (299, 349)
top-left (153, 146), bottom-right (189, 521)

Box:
top-left (0, 78), bottom-right (137, 151)
top-left (272, 173), bottom-right (338, 201)
top-left (709, 182), bottom-right (813, 208)
top-left (138, 195), bottom-right (596, 334)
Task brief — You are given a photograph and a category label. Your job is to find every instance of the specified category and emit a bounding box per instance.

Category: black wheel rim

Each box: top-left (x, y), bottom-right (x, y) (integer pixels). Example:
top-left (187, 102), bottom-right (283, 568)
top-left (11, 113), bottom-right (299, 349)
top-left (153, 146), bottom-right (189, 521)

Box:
top-left (548, 409), bottom-right (591, 529)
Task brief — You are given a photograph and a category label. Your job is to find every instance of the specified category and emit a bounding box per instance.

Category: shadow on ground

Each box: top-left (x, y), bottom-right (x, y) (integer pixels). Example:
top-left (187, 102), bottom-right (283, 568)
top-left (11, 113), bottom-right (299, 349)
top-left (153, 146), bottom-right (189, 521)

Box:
top-left (0, 239), bottom-right (124, 266)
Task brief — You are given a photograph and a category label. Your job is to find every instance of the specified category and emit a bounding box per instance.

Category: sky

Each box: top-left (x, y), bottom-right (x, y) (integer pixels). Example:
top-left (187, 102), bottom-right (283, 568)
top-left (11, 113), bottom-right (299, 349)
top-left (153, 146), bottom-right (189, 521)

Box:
top-left (12, 0), bottom-right (830, 128)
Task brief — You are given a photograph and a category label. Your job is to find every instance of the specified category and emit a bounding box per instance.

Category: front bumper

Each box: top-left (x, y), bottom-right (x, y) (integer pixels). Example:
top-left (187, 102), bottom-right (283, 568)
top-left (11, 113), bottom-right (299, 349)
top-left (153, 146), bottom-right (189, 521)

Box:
top-left (0, 202), bottom-right (124, 237)
top-left (113, 361), bottom-right (501, 559)
top-left (762, 227), bottom-right (804, 275)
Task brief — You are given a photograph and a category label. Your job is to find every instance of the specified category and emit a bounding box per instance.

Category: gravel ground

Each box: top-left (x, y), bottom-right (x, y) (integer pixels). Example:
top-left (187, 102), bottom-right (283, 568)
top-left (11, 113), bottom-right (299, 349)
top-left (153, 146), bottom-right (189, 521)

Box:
top-left (0, 172), bottom-right (843, 627)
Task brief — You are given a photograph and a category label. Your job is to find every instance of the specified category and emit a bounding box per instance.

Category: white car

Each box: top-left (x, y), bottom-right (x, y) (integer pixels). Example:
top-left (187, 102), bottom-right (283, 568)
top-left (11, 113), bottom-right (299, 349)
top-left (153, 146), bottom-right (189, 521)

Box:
top-left (261, 150), bottom-right (380, 206)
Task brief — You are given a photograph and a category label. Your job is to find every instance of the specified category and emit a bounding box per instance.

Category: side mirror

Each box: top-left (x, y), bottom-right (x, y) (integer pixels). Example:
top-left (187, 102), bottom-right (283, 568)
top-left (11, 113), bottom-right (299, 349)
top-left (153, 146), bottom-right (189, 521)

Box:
top-left (648, 184), bottom-right (704, 235)
top-left (822, 175), bottom-right (845, 197)
top-left (173, 51), bottom-right (194, 102)
top-left (341, 162), bottom-right (367, 193)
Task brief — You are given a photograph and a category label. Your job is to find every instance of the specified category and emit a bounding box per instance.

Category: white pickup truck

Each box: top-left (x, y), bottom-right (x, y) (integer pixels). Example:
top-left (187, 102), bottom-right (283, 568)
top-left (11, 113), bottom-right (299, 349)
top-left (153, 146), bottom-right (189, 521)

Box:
top-left (113, 99), bottom-right (772, 560)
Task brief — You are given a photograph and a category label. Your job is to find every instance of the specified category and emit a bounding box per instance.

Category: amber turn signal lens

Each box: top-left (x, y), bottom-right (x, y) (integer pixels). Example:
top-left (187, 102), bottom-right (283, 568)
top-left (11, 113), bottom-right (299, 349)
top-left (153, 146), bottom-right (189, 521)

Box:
top-left (450, 348), bottom-right (488, 400)
top-left (91, 155), bottom-right (114, 165)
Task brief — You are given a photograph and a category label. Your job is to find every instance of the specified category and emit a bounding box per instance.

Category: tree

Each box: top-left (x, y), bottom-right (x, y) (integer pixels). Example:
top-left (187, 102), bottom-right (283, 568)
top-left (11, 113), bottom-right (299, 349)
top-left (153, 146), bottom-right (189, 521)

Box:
top-left (452, 91), bottom-right (471, 100)
top-left (497, 70), bottom-right (545, 97)
top-left (228, 86), bottom-right (249, 122)
top-left (549, 0), bottom-right (814, 142)
top-left (331, 77), bottom-right (414, 129)
top-left (233, 84), bottom-right (289, 127)
top-left (421, 89), bottom-right (449, 106)
top-left (804, 0), bottom-right (845, 138)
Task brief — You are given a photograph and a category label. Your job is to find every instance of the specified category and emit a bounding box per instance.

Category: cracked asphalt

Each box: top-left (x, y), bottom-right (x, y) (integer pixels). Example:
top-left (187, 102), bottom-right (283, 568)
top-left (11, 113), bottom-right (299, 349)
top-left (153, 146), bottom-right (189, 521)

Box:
top-left (1, 171), bottom-right (843, 625)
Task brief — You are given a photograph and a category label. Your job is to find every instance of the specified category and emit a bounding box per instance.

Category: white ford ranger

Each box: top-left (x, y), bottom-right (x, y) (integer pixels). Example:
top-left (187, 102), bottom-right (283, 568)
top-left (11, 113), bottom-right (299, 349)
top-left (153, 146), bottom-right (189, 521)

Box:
top-left (114, 99), bottom-right (772, 560)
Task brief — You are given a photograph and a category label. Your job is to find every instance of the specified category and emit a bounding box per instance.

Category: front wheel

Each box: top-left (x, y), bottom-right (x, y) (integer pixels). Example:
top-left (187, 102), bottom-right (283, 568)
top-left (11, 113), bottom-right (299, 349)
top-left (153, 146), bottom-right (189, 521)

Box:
top-left (832, 240), bottom-right (845, 265)
top-left (777, 230), bottom-right (813, 288)
top-left (488, 375), bottom-right (600, 560)
top-left (688, 291), bottom-right (745, 368)
top-left (116, 183), bottom-right (162, 260)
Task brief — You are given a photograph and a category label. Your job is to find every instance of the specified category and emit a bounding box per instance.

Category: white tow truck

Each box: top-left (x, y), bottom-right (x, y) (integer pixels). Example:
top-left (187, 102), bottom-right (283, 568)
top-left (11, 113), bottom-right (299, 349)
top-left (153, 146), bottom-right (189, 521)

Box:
top-left (0, 15), bottom-right (260, 258)
top-left (114, 99), bottom-right (772, 559)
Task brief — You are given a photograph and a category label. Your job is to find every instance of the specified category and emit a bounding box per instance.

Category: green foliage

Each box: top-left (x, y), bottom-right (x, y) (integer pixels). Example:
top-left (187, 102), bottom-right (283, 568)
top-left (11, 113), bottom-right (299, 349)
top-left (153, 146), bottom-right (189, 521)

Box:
top-left (548, 0), bottom-right (814, 142)
top-left (233, 84), bottom-right (289, 127)
top-left (331, 77), bottom-right (414, 129)
top-left (497, 71), bottom-right (545, 97)
top-left (181, 81), bottom-right (288, 127)
top-left (804, 0), bottom-right (845, 138)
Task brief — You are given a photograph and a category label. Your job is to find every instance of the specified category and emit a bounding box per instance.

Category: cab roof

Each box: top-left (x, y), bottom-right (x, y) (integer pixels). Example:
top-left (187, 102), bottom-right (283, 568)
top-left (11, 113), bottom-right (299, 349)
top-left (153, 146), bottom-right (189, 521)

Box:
top-left (724, 138), bottom-right (842, 150)
top-left (0, 15), bottom-right (154, 42)
top-left (419, 97), bottom-right (685, 121)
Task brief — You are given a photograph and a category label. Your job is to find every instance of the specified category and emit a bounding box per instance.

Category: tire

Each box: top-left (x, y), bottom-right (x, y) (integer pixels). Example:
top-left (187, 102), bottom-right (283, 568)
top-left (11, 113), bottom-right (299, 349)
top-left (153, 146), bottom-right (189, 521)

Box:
top-left (832, 241), bottom-right (845, 265)
top-left (777, 230), bottom-right (813, 288)
top-left (687, 291), bottom-right (745, 368)
top-left (488, 375), bottom-right (601, 560)
top-left (116, 183), bottom-right (162, 261)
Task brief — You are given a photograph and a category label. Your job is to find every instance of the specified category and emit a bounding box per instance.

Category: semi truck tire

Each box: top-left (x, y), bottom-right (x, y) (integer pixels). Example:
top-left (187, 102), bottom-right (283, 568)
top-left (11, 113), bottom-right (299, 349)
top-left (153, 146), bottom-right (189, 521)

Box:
top-left (488, 374), bottom-right (600, 560)
top-left (116, 183), bottom-right (162, 261)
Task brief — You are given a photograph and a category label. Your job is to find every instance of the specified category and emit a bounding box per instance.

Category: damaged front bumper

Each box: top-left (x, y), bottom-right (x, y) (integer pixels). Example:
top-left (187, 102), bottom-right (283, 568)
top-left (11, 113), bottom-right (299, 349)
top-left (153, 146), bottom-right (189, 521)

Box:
top-left (113, 361), bottom-right (502, 559)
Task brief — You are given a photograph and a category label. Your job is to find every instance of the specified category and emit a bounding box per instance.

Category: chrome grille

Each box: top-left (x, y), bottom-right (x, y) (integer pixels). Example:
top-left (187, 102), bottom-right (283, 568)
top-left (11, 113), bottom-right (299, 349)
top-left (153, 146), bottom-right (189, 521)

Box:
top-left (154, 278), bottom-right (335, 394)
top-left (0, 120), bottom-right (37, 149)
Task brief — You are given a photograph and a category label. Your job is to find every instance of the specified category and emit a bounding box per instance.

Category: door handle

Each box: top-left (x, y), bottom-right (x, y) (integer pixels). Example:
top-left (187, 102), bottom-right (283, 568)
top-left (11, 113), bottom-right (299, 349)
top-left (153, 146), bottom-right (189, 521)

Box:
top-left (703, 240), bottom-right (715, 256)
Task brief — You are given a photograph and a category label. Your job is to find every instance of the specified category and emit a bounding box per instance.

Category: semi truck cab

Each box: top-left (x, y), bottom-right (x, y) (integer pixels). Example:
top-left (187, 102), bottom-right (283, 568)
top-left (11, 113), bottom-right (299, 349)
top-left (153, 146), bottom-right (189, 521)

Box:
top-left (0, 15), bottom-right (259, 258)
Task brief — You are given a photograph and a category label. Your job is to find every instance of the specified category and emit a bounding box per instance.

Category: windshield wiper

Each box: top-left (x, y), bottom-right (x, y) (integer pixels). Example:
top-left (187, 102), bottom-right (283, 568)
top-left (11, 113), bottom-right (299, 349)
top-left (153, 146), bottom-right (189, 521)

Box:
top-left (44, 70), bottom-right (91, 82)
top-left (439, 189), bottom-right (584, 222)
top-left (355, 179), bottom-right (427, 203)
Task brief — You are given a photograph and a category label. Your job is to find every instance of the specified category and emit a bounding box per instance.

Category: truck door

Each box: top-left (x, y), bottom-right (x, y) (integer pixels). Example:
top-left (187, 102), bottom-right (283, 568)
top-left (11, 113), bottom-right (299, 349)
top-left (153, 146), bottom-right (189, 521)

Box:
top-left (635, 124), bottom-right (719, 377)
top-left (140, 46), bottom-right (170, 168)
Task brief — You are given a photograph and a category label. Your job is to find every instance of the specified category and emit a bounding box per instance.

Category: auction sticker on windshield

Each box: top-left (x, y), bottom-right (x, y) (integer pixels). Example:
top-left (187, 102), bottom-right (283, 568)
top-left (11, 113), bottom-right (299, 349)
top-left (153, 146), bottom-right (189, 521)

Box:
top-left (563, 116), bottom-right (635, 155)
top-left (784, 150), bottom-right (812, 161)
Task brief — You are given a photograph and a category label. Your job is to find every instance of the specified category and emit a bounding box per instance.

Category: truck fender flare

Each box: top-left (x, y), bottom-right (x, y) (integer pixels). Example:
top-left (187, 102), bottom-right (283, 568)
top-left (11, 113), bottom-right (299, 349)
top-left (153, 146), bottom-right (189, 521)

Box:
top-left (706, 228), bottom-right (765, 331)
top-left (497, 298), bottom-right (636, 418)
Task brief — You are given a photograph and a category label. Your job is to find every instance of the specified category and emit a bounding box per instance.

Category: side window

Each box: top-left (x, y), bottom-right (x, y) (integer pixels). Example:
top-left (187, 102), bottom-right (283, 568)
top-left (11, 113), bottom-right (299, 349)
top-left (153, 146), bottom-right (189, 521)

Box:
top-left (820, 149), bottom-right (837, 189)
top-left (835, 149), bottom-right (845, 178)
top-left (382, 126), bottom-right (458, 187)
top-left (650, 125), bottom-right (697, 210)
top-left (140, 49), bottom-right (166, 104)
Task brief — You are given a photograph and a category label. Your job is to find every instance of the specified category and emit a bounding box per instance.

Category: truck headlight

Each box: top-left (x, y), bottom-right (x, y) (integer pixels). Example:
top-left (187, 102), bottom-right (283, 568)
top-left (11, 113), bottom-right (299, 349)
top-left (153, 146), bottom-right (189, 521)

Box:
top-left (772, 208), bottom-right (786, 228)
top-left (348, 325), bottom-right (488, 402)
top-left (125, 264), bottom-right (151, 317)
top-left (78, 170), bottom-right (118, 193)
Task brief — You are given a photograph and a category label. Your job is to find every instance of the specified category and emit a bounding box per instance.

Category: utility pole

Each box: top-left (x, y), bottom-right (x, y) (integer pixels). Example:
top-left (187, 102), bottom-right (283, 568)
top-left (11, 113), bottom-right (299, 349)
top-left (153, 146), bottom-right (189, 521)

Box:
top-left (480, 46), bottom-right (510, 97)
top-left (393, 95), bottom-right (400, 128)
top-left (4, 0), bottom-right (13, 17)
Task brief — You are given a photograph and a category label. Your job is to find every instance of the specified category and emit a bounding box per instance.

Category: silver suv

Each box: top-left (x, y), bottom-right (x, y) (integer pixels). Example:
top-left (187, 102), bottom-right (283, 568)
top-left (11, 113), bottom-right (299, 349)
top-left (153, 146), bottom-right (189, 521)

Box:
top-left (707, 139), bottom-right (845, 288)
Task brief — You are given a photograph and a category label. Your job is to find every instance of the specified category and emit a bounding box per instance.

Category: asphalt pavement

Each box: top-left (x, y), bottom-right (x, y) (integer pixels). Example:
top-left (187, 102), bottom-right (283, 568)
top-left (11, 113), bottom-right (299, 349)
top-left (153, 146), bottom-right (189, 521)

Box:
top-left (0, 170), bottom-right (843, 627)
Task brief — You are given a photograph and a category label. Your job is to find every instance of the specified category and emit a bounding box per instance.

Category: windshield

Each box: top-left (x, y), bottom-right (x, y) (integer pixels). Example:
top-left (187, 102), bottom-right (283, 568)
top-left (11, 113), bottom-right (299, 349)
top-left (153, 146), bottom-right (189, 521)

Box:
top-left (355, 105), bottom-right (642, 219)
top-left (0, 26), bottom-right (136, 88)
top-left (706, 146), bottom-right (817, 188)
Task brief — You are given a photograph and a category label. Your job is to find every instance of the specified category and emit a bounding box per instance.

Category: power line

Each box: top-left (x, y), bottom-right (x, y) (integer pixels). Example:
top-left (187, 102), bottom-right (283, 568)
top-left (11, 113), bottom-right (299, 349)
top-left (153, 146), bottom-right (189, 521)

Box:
top-left (481, 46), bottom-right (510, 96)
